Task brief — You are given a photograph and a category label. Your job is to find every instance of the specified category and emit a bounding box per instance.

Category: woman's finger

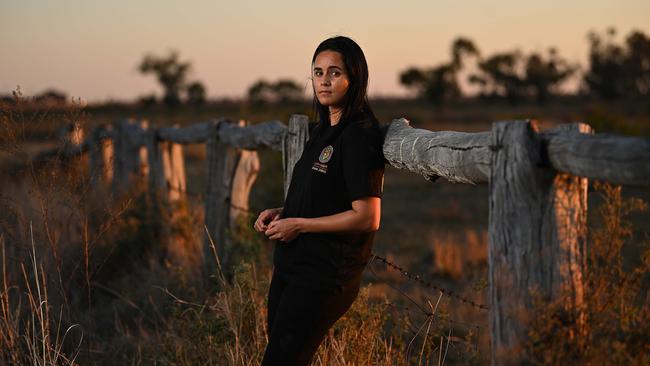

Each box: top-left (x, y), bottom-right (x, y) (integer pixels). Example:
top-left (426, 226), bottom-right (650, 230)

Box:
top-left (254, 218), bottom-right (264, 232)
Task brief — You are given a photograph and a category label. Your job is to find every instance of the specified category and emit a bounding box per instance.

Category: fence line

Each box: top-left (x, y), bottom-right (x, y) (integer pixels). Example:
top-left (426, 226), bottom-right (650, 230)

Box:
top-left (31, 113), bottom-right (650, 365)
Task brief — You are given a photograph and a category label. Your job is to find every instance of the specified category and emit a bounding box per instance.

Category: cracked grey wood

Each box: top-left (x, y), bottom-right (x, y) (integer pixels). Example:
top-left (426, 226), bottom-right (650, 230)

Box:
top-left (203, 120), bottom-right (237, 274)
top-left (157, 119), bottom-right (286, 149)
top-left (488, 120), bottom-right (591, 365)
top-left (545, 131), bottom-right (650, 186)
top-left (112, 119), bottom-right (147, 196)
top-left (382, 118), bottom-right (491, 184)
top-left (282, 115), bottom-right (310, 198)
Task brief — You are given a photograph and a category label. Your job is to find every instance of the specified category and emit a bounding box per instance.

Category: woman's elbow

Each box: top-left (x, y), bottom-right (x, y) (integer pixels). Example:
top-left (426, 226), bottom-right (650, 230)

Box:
top-left (368, 220), bottom-right (380, 232)
top-left (351, 198), bottom-right (381, 232)
top-left (364, 215), bottom-right (381, 232)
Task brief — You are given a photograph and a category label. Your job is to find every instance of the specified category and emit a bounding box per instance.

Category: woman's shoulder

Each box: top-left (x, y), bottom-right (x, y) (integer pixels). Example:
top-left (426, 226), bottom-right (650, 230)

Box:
top-left (341, 112), bottom-right (384, 159)
top-left (351, 110), bottom-right (378, 126)
top-left (343, 111), bottom-right (380, 137)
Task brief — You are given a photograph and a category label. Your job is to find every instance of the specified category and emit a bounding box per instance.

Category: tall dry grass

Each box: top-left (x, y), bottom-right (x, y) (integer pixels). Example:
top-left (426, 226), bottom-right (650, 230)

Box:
top-left (1, 90), bottom-right (481, 365)
top-left (525, 182), bottom-right (650, 365)
top-left (2, 90), bottom-right (648, 364)
top-left (1, 223), bottom-right (83, 365)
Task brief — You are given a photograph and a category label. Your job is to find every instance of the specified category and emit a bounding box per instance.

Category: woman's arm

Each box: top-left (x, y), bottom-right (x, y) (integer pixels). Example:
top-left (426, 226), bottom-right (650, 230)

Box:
top-left (264, 197), bottom-right (380, 242)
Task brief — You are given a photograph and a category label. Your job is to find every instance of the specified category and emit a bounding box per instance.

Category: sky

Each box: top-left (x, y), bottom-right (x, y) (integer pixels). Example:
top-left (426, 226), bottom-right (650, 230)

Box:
top-left (1, 0), bottom-right (649, 103)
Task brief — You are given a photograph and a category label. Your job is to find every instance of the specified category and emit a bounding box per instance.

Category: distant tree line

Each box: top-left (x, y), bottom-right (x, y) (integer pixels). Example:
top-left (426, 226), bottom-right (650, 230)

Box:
top-left (4, 28), bottom-right (646, 109)
top-left (136, 51), bottom-right (306, 107)
top-left (0, 88), bottom-right (70, 108)
top-left (585, 28), bottom-right (650, 99)
top-left (400, 27), bottom-right (650, 106)
top-left (246, 79), bottom-right (304, 104)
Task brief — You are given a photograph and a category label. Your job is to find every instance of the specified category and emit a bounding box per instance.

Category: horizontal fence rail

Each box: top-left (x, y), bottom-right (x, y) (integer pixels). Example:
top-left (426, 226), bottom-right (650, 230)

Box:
top-left (35, 116), bottom-right (650, 187)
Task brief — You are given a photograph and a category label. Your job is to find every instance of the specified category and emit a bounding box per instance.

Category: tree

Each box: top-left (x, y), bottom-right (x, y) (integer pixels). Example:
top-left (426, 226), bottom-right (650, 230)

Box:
top-left (248, 80), bottom-right (273, 104)
top-left (400, 65), bottom-right (460, 106)
top-left (399, 37), bottom-right (479, 106)
top-left (624, 30), bottom-right (650, 96)
top-left (584, 28), bottom-right (650, 99)
top-left (524, 48), bottom-right (577, 104)
top-left (584, 28), bottom-right (626, 99)
top-left (471, 50), bottom-right (527, 104)
top-left (138, 50), bottom-right (191, 107)
top-left (451, 37), bottom-right (480, 69)
top-left (470, 47), bottom-right (576, 104)
top-left (247, 79), bottom-right (303, 104)
top-left (271, 79), bottom-right (303, 103)
top-left (186, 81), bottom-right (207, 105)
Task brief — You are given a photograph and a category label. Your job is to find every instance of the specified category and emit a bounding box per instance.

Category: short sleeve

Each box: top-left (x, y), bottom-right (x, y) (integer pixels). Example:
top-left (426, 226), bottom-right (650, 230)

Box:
top-left (341, 125), bottom-right (385, 202)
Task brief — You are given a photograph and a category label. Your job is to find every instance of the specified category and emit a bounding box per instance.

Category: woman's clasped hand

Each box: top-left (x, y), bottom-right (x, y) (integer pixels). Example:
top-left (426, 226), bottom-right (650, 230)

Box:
top-left (254, 207), bottom-right (301, 243)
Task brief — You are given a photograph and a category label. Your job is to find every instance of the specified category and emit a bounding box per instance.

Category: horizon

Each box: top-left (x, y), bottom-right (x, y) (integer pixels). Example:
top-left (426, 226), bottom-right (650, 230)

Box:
top-left (2, 0), bottom-right (649, 103)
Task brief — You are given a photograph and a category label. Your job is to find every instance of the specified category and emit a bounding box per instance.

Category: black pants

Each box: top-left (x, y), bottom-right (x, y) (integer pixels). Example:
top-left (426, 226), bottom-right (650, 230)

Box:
top-left (261, 269), bottom-right (361, 365)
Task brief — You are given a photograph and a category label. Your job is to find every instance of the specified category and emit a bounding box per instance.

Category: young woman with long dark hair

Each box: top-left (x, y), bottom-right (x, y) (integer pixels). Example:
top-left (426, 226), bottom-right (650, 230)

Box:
top-left (254, 36), bottom-right (385, 365)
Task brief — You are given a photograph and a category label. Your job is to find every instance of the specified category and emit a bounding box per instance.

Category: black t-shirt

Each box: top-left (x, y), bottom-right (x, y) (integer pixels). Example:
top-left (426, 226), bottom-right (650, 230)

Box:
top-left (274, 111), bottom-right (385, 288)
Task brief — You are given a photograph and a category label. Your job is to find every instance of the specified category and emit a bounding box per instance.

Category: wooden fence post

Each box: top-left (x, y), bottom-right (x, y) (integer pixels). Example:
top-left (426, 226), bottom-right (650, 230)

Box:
top-left (203, 119), bottom-right (266, 275)
top-left (143, 122), bottom-right (187, 203)
top-left (229, 121), bottom-right (260, 224)
top-left (60, 121), bottom-right (84, 148)
top-left (488, 120), bottom-right (591, 364)
top-left (112, 119), bottom-right (146, 196)
top-left (163, 139), bottom-right (187, 202)
top-left (145, 123), bottom-right (166, 196)
top-left (203, 120), bottom-right (239, 274)
top-left (89, 124), bottom-right (113, 186)
top-left (282, 115), bottom-right (310, 198)
top-left (543, 123), bottom-right (592, 315)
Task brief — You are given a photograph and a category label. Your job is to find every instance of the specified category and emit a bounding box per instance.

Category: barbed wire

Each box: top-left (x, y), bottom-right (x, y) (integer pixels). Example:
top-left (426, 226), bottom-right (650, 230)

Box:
top-left (160, 185), bottom-right (489, 311)
top-left (223, 199), bottom-right (490, 311)
top-left (365, 256), bottom-right (484, 356)
top-left (369, 253), bottom-right (489, 311)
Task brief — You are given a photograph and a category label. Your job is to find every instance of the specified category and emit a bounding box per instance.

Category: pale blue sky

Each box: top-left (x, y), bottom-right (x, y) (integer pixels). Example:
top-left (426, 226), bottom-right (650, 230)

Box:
top-left (2, 0), bottom-right (649, 103)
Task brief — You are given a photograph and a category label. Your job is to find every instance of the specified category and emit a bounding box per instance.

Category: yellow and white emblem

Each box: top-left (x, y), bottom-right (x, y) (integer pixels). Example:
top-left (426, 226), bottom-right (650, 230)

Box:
top-left (319, 145), bottom-right (333, 163)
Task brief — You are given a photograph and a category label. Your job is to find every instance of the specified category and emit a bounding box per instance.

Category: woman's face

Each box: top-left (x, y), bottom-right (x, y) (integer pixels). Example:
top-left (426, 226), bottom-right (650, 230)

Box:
top-left (312, 50), bottom-right (350, 108)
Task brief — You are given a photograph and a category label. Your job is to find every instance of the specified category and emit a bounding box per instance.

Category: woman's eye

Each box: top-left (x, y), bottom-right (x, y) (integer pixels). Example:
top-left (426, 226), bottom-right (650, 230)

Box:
top-left (330, 70), bottom-right (340, 77)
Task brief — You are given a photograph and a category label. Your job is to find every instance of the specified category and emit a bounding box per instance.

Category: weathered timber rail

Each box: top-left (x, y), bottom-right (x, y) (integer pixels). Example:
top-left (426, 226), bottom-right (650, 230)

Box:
top-left (33, 114), bottom-right (650, 365)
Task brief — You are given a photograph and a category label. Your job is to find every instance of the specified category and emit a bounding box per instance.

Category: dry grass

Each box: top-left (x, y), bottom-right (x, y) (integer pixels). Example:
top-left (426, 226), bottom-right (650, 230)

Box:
top-left (1, 91), bottom-right (649, 364)
top-left (525, 182), bottom-right (650, 365)
top-left (429, 229), bottom-right (487, 278)
top-left (1, 221), bottom-right (84, 365)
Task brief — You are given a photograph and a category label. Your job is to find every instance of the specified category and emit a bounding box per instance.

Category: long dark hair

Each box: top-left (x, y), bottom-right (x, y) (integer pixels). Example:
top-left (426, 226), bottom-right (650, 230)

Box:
top-left (311, 36), bottom-right (377, 125)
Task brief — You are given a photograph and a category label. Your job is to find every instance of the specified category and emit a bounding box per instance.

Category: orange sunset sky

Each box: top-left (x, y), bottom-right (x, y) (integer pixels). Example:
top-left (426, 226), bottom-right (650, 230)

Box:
top-left (1, 0), bottom-right (649, 103)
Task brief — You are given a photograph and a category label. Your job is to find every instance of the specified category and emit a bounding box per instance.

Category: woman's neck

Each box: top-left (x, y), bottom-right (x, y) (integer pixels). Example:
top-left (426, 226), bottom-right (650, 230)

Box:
top-left (328, 106), bottom-right (343, 126)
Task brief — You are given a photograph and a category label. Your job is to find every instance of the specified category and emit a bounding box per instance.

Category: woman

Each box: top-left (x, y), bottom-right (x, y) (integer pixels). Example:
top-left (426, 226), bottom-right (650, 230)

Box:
top-left (254, 36), bottom-right (385, 365)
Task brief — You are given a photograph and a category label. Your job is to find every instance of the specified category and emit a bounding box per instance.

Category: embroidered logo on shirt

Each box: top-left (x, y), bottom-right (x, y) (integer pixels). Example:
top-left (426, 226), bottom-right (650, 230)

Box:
top-left (319, 145), bottom-right (333, 163)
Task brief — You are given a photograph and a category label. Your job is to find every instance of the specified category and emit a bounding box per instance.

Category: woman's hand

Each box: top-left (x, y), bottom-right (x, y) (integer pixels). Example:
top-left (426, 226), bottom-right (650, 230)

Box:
top-left (265, 218), bottom-right (303, 242)
top-left (253, 207), bottom-right (283, 232)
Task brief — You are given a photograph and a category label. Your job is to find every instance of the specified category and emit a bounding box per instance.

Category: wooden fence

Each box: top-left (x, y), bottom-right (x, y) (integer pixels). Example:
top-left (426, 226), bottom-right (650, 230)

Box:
top-left (36, 114), bottom-right (650, 365)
